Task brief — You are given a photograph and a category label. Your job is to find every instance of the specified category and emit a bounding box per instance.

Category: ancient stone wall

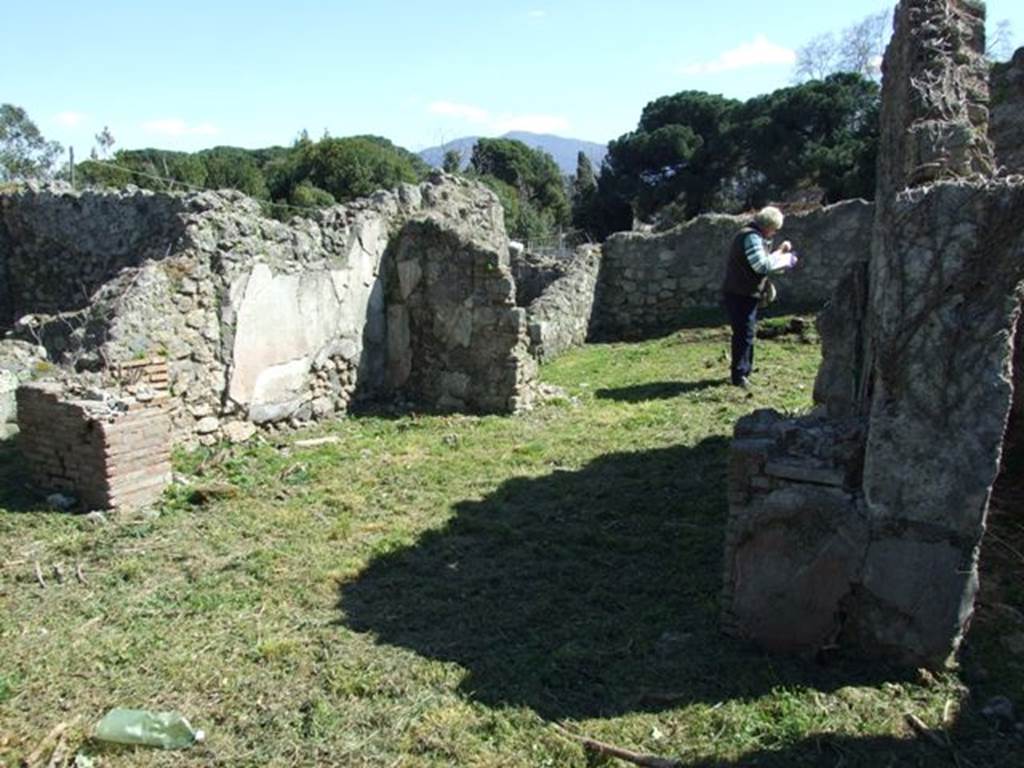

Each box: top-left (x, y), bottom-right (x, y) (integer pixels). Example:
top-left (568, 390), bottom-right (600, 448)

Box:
top-left (1013, 313), bottom-right (1024, 429)
top-left (0, 340), bottom-right (46, 440)
top-left (990, 47), bottom-right (1024, 175)
top-left (852, 180), bottom-right (1024, 662)
top-left (0, 174), bottom-right (536, 444)
top-left (593, 200), bottom-right (873, 337)
top-left (0, 189), bottom-right (188, 323)
top-left (509, 249), bottom-right (569, 308)
top-left (722, 410), bottom-right (867, 651)
top-left (525, 245), bottom-right (602, 362)
top-left (876, 0), bottom-right (993, 201)
top-left (385, 212), bottom-right (536, 413)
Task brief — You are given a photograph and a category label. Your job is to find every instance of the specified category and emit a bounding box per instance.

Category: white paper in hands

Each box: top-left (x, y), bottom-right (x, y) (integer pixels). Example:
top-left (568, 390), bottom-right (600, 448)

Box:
top-left (768, 249), bottom-right (798, 272)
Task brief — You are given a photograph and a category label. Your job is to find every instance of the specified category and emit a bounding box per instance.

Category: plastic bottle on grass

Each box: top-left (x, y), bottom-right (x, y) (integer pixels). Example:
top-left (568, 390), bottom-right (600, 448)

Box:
top-left (94, 708), bottom-right (204, 749)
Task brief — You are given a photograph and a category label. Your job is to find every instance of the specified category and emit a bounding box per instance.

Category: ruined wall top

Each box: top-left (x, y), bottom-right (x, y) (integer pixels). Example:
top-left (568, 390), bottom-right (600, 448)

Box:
top-left (0, 171), bottom-right (502, 329)
top-left (877, 0), bottom-right (995, 201)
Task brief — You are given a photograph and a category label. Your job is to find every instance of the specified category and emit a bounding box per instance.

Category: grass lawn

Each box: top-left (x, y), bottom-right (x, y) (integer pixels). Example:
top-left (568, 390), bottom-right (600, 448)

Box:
top-left (1, 316), bottom-right (1021, 766)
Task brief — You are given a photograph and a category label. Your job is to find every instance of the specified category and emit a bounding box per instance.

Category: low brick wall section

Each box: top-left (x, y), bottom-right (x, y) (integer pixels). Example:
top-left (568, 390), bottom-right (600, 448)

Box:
top-left (17, 383), bottom-right (172, 510)
top-left (108, 356), bottom-right (172, 390)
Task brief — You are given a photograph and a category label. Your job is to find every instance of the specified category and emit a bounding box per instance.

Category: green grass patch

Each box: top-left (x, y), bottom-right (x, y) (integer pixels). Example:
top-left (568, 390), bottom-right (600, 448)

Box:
top-left (0, 319), bottom-right (1020, 766)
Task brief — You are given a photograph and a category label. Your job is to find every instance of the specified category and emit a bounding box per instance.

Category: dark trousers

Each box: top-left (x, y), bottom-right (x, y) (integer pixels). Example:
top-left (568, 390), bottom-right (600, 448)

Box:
top-left (723, 292), bottom-right (758, 384)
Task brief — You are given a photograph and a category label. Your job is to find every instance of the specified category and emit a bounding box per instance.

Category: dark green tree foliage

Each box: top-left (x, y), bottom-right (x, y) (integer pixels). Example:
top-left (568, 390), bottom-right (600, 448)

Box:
top-left (288, 135), bottom-right (423, 204)
top-left (442, 148), bottom-right (463, 173)
top-left (571, 151), bottom-right (601, 238)
top-left (573, 151), bottom-right (597, 200)
top-left (574, 167), bottom-right (633, 241)
top-left (739, 72), bottom-right (879, 205)
top-left (0, 104), bottom-right (63, 181)
top-left (470, 138), bottom-right (570, 242)
top-left (604, 92), bottom-right (741, 221)
top-left (588, 74), bottom-right (880, 238)
top-left (288, 181), bottom-right (336, 208)
top-left (77, 149), bottom-right (208, 190)
top-left (74, 134), bottom-right (427, 214)
top-left (198, 147), bottom-right (271, 199)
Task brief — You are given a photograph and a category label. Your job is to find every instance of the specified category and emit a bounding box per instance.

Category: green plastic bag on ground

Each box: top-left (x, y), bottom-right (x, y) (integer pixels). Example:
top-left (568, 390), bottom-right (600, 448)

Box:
top-left (94, 708), bottom-right (204, 749)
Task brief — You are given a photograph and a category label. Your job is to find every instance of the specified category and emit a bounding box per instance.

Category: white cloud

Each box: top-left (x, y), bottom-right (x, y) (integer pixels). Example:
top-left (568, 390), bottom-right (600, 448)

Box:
top-left (141, 119), bottom-right (219, 137)
top-left (428, 101), bottom-right (491, 124)
top-left (55, 111), bottom-right (87, 127)
top-left (428, 101), bottom-right (570, 136)
top-left (679, 35), bottom-right (796, 75)
top-left (493, 113), bottom-right (570, 134)
top-left (528, 10), bottom-right (547, 18)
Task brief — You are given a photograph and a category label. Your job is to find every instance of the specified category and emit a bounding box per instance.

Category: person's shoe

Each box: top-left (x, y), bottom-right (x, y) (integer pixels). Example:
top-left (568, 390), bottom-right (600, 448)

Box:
top-left (734, 377), bottom-right (751, 389)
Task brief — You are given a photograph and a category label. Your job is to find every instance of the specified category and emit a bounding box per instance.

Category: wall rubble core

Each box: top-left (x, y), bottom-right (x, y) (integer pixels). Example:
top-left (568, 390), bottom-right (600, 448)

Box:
top-left (523, 244), bottom-right (602, 362)
top-left (990, 47), bottom-right (1024, 175)
top-left (721, 0), bottom-right (1024, 667)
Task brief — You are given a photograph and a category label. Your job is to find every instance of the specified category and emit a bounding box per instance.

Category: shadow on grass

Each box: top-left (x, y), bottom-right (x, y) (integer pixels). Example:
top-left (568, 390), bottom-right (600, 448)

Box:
top-left (0, 437), bottom-right (44, 512)
top-left (340, 436), bottom-right (909, 720)
top-left (675, 721), bottom-right (1017, 768)
top-left (595, 378), bottom-right (727, 402)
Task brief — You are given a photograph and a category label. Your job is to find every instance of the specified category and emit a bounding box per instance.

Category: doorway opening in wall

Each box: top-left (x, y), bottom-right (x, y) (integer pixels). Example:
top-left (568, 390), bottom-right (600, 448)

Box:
top-left (966, 307), bottom-right (1024, 690)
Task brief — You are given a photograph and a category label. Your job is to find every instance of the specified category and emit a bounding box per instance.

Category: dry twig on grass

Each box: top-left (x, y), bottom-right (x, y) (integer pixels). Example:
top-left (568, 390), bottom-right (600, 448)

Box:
top-left (553, 723), bottom-right (683, 768)
top-left (905, 711), bottom-right (947, 748)
top-left (24, 717), bottom-right (78, 768)
top-left (33, 560), bottom-right (47, 589)
top-left (904, 711), bottom-right (973, 767)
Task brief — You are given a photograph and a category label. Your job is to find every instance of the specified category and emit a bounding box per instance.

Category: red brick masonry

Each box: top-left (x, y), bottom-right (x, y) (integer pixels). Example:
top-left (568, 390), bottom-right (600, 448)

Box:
top-left (16, 377), bottom-right (172, 510)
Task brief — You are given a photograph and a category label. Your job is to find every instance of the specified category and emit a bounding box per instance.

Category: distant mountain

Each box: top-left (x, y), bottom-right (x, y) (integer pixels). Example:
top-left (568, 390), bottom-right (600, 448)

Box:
top-left (419, 131), bottom-right (608, 176)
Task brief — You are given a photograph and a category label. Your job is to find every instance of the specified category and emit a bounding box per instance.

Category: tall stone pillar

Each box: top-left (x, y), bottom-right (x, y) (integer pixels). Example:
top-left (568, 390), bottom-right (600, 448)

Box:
top-left (722, 0), bottom-right (1024, 666)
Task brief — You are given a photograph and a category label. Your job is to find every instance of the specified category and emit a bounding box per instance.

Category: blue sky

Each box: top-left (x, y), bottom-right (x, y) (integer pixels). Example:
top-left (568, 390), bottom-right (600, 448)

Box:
top-left (5, 1), bottom-right (1022, 156)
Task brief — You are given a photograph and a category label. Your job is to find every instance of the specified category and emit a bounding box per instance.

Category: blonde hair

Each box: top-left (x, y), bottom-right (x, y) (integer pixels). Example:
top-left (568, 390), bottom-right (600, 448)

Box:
top-left (753, 206), bottom-right (784, 232)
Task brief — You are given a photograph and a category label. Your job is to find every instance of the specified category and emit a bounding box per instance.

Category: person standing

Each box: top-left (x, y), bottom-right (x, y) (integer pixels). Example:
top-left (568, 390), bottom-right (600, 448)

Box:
top-left (721, 206), bottom-right (798, 388)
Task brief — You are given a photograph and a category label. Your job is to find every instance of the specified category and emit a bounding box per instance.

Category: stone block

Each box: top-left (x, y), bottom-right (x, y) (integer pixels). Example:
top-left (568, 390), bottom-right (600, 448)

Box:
top-left (764, 461), bottom-right (846, 487)
top-left (0, 370), bottom-right (17, 424)
top-left (844, 536), bottom-right (978, 667)
top-left (722, 486), bottom-right (868, 653)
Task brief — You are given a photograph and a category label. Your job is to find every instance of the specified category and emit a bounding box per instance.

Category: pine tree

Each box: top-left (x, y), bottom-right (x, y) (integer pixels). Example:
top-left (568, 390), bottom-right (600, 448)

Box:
top-left (442, 148), bottom-right (462, 173)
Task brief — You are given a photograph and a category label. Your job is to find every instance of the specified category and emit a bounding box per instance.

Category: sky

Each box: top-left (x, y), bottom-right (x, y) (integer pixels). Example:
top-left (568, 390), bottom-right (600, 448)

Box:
top-left (5, 1), bottom-right (1023, 158)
